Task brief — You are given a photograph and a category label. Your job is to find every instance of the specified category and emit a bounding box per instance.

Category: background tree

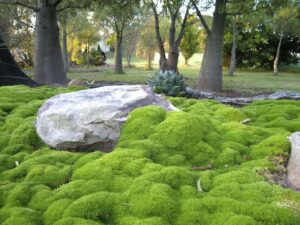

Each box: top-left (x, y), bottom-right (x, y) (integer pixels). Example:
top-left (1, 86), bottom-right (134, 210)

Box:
top-left (0, 4), bottom-right (37, 86)
top-left (192, 0), bottom-right (257, 92)
top-left (137, 17), bottom-right (157, 70)
top-left (223, 0), bottom-right (300, 72)
top-left (227, 15), bottom-right (238, 76)
top-left (122, 14), bottom-right (147, 67)
top-left (63, 10), bottom-right (94, 67)
top-left (76, 17), bottom-right (100, 68)
top-left (95, 0), bottom-right (141, 74)
top-left (180, 15), bottom-right (200, 65)
top-left (0, 31), bottom-right (38, 86)
top-left (272, 6), bottom-right (299, 74)
top-left (0, 0), bottom-right (91, 85)
top-left (149, 0), bottom-right (190, 72)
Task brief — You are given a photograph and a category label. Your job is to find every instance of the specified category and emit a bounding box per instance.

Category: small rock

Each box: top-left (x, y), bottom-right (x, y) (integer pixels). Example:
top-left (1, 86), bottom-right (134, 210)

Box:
top-left (241, 118), bottom-right (251, 124)
top-left (68, 79), bottom-right (87, 87)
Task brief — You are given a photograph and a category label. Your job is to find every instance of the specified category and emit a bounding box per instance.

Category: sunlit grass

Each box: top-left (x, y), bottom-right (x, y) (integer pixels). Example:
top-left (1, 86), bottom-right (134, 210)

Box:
top-left (68, 56), bottom-right (300, 95)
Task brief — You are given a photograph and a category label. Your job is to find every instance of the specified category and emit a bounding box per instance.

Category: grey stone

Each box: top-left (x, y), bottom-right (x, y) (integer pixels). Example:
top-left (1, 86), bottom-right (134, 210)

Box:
top-left (36, 85), bottom-right (177, 152)
top-left (287, 132), bottom-right (300, 191)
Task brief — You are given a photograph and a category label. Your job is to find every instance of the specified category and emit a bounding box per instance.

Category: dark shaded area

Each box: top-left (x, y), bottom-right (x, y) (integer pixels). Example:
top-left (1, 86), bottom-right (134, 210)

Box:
top-left (0, 33), bottom-right (39, 87)
top-left (223, 24), bottom-right (300, 69)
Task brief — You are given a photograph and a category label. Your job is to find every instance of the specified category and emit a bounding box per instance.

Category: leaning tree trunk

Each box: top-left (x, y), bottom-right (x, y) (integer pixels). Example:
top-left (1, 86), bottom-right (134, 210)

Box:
top-left (114, 35), bottom-right (123, 74)
top-left (34, 5), bottom-right (68, 85)
top-left (228, 18), bottom-right (238, 76)
top-left (0, 32), bottom-right (38, 87)
top-left (273, 33), bottom-right (283, 75)
top-left (198, 0), bottom-right (227, 92)
top-left (61, 20), bottom-right (69, 73)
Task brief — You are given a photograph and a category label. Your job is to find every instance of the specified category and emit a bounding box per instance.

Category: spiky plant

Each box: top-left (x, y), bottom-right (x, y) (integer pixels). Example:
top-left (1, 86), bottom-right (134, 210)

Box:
top-left (148, 70), bottom-right (186, 97)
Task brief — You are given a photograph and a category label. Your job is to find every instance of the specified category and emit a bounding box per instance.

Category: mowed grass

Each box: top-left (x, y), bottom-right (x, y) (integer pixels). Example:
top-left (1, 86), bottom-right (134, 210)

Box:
top-left (67, 53), bottom-right (300, 95)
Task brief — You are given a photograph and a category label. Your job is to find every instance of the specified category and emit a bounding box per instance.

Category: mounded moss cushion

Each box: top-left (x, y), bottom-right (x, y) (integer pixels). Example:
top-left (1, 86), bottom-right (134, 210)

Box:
top-left (1, 86), bottom-right (300, 225)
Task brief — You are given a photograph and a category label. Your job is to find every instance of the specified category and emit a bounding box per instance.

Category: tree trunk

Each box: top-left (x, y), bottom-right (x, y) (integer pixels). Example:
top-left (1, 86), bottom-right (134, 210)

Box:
top-left (86, 42), bottom-right (90, 69)
top-left (61, 20), bottom-right (69, 72)
top-left (114, 35), bottom-right (123, 74)
top-left (34, 5), bottom-right (68, 85)
top-left (0, 32), bottom-right (38, 87)
top-left (228, 17), bottom-right (238, 76)
top-left (147, 50), bottom-right (152, 70)
top-left (198, 0), bottom-right (227, 92)
top-left (273, 33), bottom-right (283, 75)
top-left (165, 48), bottom-right (179, 72)
top-left (127, 54), bottom-right (132, 67)
top-left (185, 57), bottom-right (188, 65)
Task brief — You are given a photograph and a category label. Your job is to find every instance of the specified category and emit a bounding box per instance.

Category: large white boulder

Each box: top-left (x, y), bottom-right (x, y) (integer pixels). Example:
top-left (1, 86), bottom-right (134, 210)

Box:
top-left (36, 85), bottom-right (177, 152)
top-left (287, 132), bottom-right (300, 190)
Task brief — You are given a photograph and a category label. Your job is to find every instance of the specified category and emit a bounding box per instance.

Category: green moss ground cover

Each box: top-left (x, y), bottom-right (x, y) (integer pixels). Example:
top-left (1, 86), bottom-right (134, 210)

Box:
top-left (1, 86), bottom-right (300, 225)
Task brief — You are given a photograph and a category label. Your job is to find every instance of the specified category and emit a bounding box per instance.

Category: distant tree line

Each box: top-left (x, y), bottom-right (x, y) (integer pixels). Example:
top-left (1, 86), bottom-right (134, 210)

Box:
top-left (0, 0), bottom-right (299, 92)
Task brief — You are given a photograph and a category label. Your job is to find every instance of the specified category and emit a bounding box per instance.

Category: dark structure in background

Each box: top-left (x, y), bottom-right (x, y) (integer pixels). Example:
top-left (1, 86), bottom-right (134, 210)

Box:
top-left (0, 33), bottom-right (38, 87)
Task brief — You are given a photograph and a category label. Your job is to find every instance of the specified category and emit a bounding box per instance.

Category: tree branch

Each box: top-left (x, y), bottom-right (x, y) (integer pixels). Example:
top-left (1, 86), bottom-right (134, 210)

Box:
top-left (191, 0), bottom-right (211, 34)
top-left (56, 2), bottom-right (87, 12)
top-left (151, 1), bottom-right (166, 60)
top-left (0, 0), bottom-right (39, 12)
top-left (175, 3), bottom-right (190, 46)
top-left (51, 0), bottom-right (63, 7)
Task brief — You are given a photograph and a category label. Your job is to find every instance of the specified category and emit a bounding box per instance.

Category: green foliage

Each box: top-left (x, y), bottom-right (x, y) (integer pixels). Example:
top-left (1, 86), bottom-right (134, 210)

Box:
top-left (148, 70), bottom-right (186, 96)
top-left (180, 16), bottom-right (200, 64)
top-left (1, 85), bottom-right (300, 225)
top-left (223, 16), bottom-right (300, 69)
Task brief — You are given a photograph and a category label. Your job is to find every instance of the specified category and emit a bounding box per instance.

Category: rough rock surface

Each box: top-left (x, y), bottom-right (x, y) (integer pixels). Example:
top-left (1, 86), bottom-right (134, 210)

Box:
top-left (36, 85), bottom-right (177, 152)
top-left (287, 132), bottom-right (300, 191)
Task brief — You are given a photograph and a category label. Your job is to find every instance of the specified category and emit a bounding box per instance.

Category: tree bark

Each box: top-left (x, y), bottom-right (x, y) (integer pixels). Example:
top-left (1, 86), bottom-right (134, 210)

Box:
top-left (61, 19), bottom-right (69, 72)
top-left (34, 4), bottom-right (68, 85)
top-left (228, 17), bottom-right (238, 76)
top-left (185, 57), bottom-right (188, 65)
top-left (152, 3), bottom-right (188, 73)
top-left (146, 49), bottom-right (153, 70)
top-left (0, 32), bottom-right (38, 87)
top-left (164, 47), bottom-right (179, 72)
top-left (114, 34), bottom-right (123, 74)
top-left (197, 0), bottom-right (227, 92)
top-left (126, 54), bottom-right (132, 67)
top-left (273, 33), bottom-right (283, 75)
top-left (86, 42), bottom-right (90, 69)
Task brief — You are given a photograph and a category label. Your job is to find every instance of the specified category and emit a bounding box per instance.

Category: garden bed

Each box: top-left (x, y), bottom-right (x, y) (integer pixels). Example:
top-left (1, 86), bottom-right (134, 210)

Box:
top-left (0, 85), bottom-right (300, 225)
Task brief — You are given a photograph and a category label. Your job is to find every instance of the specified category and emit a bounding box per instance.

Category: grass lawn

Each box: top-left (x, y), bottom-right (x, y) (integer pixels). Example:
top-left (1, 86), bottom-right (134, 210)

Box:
top-left (67, 53), bottom-right (300, 95)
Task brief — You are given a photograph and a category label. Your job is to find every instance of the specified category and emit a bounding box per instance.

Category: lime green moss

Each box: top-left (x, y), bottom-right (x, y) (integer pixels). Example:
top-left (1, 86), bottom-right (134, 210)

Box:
top-left (44, 199), bottom-right (73, 225)
top-left (0, 207), bottom-right (42, 225)
top-left (250, 133), bottom-right (291, 159)
top-left (9, 120), bottom-right (43, 147)
top-left (125, 182), bottom-right (178, 221)
top-left (63, 192), bottom-right (117, 223)
top-left (1, 86), bottom-right (300, 225)
top-left (53, 217), bottom-right (104, 225)
top-left (25, 164), bottom-right (72, 188)
top-left (118, 216), bottom-right (169, 225)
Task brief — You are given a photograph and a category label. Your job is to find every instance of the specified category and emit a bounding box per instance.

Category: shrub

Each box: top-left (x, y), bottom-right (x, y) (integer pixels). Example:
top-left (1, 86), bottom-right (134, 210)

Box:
top-left (148, 70), bottom-right (186, 96)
